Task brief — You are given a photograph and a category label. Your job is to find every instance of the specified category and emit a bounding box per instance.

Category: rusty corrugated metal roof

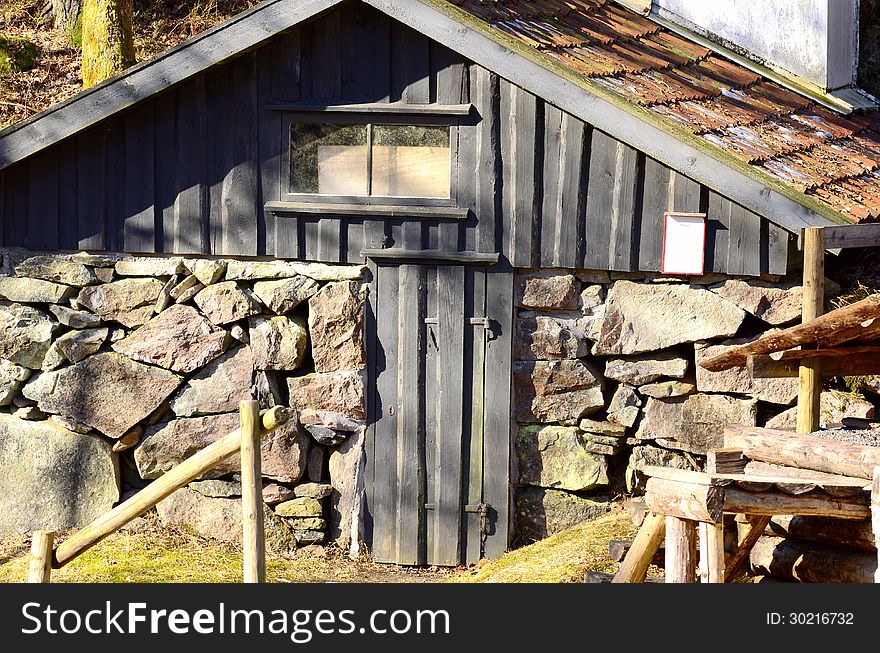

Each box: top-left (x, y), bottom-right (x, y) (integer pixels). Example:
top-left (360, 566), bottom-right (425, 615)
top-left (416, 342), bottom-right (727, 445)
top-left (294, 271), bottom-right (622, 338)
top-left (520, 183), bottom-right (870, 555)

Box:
top-left (451, 0), bottom-right (880, 223)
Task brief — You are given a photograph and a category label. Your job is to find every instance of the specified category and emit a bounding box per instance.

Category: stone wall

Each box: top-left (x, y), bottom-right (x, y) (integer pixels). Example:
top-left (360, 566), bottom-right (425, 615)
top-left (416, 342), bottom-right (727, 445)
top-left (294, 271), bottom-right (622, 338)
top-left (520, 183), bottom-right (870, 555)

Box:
top-left (0, 249), bottom-right (368, 555)
top-left (512, 269), bottom-right (877, 545)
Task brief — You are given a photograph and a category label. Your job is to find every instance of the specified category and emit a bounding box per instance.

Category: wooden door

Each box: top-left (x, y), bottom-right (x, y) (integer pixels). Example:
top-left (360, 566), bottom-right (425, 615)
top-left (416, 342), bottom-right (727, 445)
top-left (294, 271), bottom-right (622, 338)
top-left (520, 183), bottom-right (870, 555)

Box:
top-left (365, 262), bottom-right (512, 566)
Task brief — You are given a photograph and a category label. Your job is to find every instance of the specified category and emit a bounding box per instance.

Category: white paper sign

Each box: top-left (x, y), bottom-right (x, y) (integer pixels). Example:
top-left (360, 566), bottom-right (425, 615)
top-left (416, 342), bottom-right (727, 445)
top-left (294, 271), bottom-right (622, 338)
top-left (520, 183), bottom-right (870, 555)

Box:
top-left (661, 212), bottom-right (706, 275)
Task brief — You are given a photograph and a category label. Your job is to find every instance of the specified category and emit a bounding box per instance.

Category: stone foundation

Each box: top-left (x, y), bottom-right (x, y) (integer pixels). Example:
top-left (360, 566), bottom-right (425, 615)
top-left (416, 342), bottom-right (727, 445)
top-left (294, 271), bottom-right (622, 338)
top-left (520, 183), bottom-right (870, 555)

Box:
top-left (512, 269), bottom-right (877, 544)
top-left (0, 249), bottom-right (368, 554)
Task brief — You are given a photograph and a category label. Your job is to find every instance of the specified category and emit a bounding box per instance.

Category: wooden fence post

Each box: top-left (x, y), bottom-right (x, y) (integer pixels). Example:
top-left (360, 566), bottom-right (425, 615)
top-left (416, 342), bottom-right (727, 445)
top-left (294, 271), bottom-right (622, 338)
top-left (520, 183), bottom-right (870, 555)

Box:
top-left (240, 400), bottom-right (265, 583)
top-left (28, 530), bottom-right (54, 583)
top-left (665, 516), bottom-right (697, 583)
top-left (797, 227), bottom-right (824, 434)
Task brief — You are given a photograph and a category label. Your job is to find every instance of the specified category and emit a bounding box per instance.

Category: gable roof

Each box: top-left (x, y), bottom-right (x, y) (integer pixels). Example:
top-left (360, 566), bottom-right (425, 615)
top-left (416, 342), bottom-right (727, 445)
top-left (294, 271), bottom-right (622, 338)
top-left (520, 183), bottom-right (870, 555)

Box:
top-left (0, 0), bottom-right (867, 233)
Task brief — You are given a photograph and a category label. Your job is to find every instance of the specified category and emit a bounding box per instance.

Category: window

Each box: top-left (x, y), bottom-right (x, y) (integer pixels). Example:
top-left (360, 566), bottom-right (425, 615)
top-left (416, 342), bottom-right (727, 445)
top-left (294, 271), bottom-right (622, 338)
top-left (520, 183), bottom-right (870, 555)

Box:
top-left (289, 121), bottom-right (451, 199)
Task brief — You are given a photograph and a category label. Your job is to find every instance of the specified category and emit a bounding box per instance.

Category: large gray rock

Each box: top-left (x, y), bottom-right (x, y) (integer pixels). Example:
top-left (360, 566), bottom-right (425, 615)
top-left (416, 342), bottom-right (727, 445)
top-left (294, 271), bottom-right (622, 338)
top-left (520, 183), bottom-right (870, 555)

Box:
top-left (695, 337), bottom-right (798, 405)
top-left (156, 487), bottom-right (296, 553)
top-left (252, 276), bottom-right (320, 314)
top-left (0, 304), bottom-right (58, 370)
top-left (638, 379), bottom-right (697, 399)
top-left (113, 304), bottom-right (229, 373)
top-left (516, 425), bottom-right (609, 491)
top-left (77, 278), bottom-right (163, 327)
top-left (604, 352), bottom-right (689, 385)
top-left (516, 272), bottom-right (580, 310)
top-left (49, 304), bottom-right (102, 329)
top-left (626, 443), bottom-right (698, 492)
top-left (249, 315), bottom-right (308, 371)
top-left (288, 371), bottom-right (366, 420)
top-left (636, 393), bottom-right (758, 454)
top-left (514, 487), bottom-right (612, 543)
top-left (225, 260), bottom-right (365, 282)
top-left (23, 352), bottom-right (182, 438)
top-left (193, 281), bottom-right (261, 326)
top-left (56, 327), bottom-right (108, 363)
top-left (607, 384), bottom-right (642, 428)
top-left (708, 279), bottom-right (802, 326)
top-left (0, 414), bottom-right (119, 538)
top-left (262, 483), bottom-right (296, 505)
top-left (15, 256), bottom-right (97, 286)
top-left (513, 359), bottom-right (604, 423)
top-left (170, 346), bottom-right (255, 417)
top-left (185, 259), bottom-right (227, 286)
top-left (135, 412), bottom-right (308, 484)
top-left (308, 281), bottom-right (366, 373)
top-left (188, 479), bottom-right (241, 498)
top-left (765, 391), bottom-right (876, 430)
top-left (275, 497), bottom-right (323, 518)
top-left (0, 359), bottom-right (29, 405)
top-left (593, 281), bottom-right (746, 355)
top-left (115, 257), bottom-right (185, 277)
top-left (328, 426), bottom-right (365, 556)
top-left (514, 312), bottom-right (590, 360)
top-left (0, 277), bottom-right (73, 303)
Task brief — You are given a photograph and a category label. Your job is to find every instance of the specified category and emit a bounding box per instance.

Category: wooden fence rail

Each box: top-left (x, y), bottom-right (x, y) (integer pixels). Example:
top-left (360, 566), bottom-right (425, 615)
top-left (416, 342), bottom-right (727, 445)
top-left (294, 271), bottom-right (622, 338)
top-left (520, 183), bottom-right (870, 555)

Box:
top-left (30, 401), bottom-right (290, 582)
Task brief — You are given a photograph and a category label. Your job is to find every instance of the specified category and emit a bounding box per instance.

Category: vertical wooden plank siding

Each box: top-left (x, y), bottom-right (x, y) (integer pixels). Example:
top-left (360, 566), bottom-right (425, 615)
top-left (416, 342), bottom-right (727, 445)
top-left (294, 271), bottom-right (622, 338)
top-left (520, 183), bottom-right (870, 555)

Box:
top-left (56, 138), bottom-right (79, 250)
top-left (371, 263), bottom-right (399, 563)
top-left (423, 267), bottom-right (439, 560)
top-left (0, 171), bottom-right (5, 246)
top-left (309, 7), bottom-right (341, 102)
top-left (434, 264), bottom-right (465, 565)
top-left (103, 119), bottom-right (125, 251)
top-left (500, 81), bottom-right (538, 268)
top-left (463, 266), bottom-right (485, 564)
top-left (26, 149), bottom-right (58, 249)
top-left (539, 104), bottom-right (563, 267)
top-left (174, 77), bottom-right (208, 253)
top-left (767, 222), bottom-right (790, 275)
top-left (583, 129), bottom-right (617, 270)
top-left (123, 104), bottom-right (156, 252)
top-left (206, 67), bottom-right (230, 255)
top-left (557, 112), bottom-right (586, 268)
top-left (608, 143), bottom-right (640, 271)
top-left (221, 54), bottom-right (260, 256)
top-left (474, 67), bottom-right (498, 254)
top-left (76, 127), bottom-right (105, 250)
top-left (637, 157), bottom-right (671, 271)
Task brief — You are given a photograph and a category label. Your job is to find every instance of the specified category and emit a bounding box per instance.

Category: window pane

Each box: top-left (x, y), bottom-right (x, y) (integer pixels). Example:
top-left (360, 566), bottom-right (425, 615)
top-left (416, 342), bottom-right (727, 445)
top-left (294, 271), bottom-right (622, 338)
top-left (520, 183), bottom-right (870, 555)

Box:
top-left (371, 125), bottom-right (450, 198)
top-left (290, 123), bottom-right (368, 195)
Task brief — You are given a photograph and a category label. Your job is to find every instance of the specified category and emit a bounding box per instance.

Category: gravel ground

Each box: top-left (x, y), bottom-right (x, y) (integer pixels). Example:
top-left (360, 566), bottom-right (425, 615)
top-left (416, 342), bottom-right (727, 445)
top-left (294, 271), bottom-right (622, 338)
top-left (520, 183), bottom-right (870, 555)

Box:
top-left (809, 428), bottom-right (880, 447)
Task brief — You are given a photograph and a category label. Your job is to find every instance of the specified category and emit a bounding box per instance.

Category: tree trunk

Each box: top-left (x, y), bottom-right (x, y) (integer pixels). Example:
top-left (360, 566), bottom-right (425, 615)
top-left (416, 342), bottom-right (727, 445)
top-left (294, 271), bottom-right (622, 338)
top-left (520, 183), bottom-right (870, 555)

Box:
top-left (52, 0), bottom-right (83, 32)
top-left (81, 0), bottom-right (134, 89)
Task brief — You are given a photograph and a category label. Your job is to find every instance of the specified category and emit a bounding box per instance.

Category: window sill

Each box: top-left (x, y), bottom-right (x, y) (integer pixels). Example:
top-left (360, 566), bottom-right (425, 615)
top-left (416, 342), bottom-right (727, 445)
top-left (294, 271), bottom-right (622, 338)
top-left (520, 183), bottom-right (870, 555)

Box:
top-left (265, 201), bottom-right (470, 220)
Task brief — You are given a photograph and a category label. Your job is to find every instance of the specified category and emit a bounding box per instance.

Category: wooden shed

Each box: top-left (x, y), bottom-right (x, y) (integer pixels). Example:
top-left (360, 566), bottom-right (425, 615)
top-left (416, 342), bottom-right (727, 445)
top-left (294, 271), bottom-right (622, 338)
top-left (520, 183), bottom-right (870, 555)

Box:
top-left (1, 0), bottom-right (877, 567)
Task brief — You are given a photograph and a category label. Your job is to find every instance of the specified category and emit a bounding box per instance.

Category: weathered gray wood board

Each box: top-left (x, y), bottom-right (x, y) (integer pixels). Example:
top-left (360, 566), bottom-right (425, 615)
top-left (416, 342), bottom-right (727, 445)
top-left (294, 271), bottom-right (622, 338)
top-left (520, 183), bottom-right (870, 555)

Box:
top-left (365, 262), bottom-right (511, 566)
top-left (0, 2), bottom-right (789, 275)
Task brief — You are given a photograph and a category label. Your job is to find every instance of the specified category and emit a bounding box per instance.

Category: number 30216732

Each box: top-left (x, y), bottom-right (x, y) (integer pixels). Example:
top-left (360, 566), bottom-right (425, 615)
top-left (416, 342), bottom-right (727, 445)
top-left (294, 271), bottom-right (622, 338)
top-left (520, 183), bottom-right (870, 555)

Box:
top-left (767, 613), bottom-right (854, 625)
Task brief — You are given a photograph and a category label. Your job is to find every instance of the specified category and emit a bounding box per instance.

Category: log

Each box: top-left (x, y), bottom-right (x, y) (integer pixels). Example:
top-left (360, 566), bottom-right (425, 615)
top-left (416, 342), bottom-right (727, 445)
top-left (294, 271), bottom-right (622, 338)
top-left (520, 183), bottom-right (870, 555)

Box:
top-left (766, 515), bottom-right (875, 552)
top-left (749, 352), bottom-right (880, 379)
top-left (750, 536), bottom-right (876, 583)
top-left (743, 460), bottom-right (869, 497)
top-left (723, 486), bottom-right (870, 519)
top-left (645, 477), bottom-right (725, 523)
top-left (724, 424), bottom-right (880, 480)
top-left (28, 531), bottom-right (54, 583)
top-left (665, 517), bottom-right (697, 583)
top-left (53, 406), bottom-right (292, 568)
top-left (240, 400), bottom-right (265, 584)
top-left (703, 521), bottom-right (725, 583)
top-left (609, 539), bottom-right (665, 566)
top-left (725, 515), bottom-right (771, 582)
top-left (698, 293), bottom-right (880, 372)
top-left (612, 512), bottom-right (665, 583)
top-left (797, 226), bottom-right (824, 434)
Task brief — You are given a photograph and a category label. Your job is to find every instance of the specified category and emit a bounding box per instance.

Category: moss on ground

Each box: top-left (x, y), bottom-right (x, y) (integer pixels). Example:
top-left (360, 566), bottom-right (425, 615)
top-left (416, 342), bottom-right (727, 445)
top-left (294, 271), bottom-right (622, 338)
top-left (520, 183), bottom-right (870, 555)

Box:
top-left (0, 504), bottom-right (636, 583)
top-left (0, 35), bottom-right (40, 73)
top-left (448, 504), bottom-right (638, 583)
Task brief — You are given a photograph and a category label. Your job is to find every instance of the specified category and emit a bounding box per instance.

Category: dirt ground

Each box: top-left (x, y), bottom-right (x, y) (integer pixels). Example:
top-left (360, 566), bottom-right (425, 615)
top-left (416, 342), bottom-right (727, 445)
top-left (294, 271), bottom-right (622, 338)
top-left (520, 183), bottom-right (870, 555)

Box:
top-left (0, 503), bottom-right (638, 583)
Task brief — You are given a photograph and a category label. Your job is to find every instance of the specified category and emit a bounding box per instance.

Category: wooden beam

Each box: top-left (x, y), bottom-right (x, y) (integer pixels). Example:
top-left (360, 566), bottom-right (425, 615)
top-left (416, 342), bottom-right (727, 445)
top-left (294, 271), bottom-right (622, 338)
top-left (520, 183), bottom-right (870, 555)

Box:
top-left (807, 223), bottom-right (880, 250)
top-left (645, 477), bottom-right (725, 523)
top-left (798, 227), bottom-right (824, 434)
top-left (665, 517), bottom-right (698, 583)
top-left (266, 202), bottom-right (470, 220)
top-left (267, 101), bottom-right (474, 115)
top-left (724, 424), bottom-right (880, 480)
top-left (240, 400), bottom-right (265, 584)
top-left (699, 293), bottom-right (880, 372)
top-left (360, 248), bottom-right (499, 264)
top-left (703, 522), bottom-right (725, 583)
top-left (749, 351), bottom-right (880, 378)
top-left (722, 486), bottom-right (870, 519)
top-left (724, 515), bottom-right (772, 582)
top-left (53, 406), bottom-right (292, 568)
top-left (612, 512), bottom-right (665, 583)
top-left (707, 448), bottom-right (747, 474)
top-left (27, 530), bottom-right (54, 583)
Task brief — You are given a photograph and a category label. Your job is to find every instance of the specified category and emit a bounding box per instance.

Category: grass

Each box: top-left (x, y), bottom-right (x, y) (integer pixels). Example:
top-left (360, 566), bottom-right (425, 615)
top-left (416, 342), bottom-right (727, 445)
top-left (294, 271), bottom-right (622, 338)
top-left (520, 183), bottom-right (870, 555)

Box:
top-left (0, 504), bottom-right (637, 583)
